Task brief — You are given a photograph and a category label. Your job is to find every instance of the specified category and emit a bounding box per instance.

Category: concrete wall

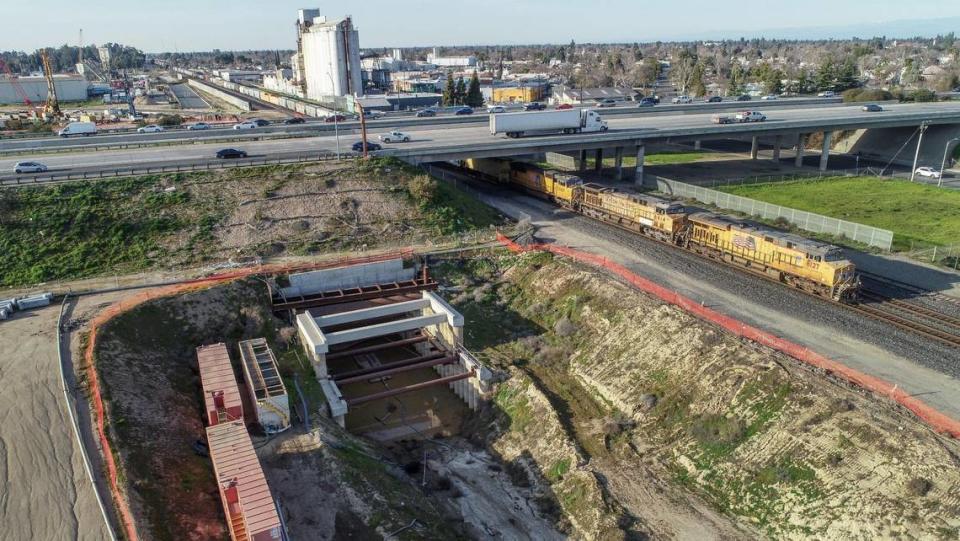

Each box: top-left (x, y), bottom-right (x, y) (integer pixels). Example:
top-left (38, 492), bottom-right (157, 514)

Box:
top-left (845, 124), bottom-right (960, 168)
top-left (0, 76), bottom-right (88, 104)
top-left (281, 259), bottom-right (415, 298)
top-left (186, 79), bottom-right (251, 112)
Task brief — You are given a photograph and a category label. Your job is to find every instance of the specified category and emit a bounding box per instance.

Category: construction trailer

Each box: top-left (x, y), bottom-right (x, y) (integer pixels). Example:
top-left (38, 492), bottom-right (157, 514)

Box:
top-left (206, 421), bottom-right (283, 541)
top-left (238, 338), bottom-right (291, 434)
top-left (197, 343), bottom-right (244, 426)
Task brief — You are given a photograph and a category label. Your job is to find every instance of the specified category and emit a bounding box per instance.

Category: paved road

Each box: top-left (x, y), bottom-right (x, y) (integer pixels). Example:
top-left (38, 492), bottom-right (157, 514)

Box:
top-left (169, 84), bottom-right (209, 109)
top-left (3, 102), bottom-right (959, 179)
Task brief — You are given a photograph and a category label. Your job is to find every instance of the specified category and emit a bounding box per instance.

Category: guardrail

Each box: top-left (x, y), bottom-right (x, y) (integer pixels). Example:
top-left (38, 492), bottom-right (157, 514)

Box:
top-left (653, 175), bottom-right (894, 250)
top-left (0, 152), bottom-right (349, 186)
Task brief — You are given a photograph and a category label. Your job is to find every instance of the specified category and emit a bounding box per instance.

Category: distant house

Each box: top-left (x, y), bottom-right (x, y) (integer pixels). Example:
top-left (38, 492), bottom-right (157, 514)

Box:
top-left (550, 86), bottom-right (637, 105)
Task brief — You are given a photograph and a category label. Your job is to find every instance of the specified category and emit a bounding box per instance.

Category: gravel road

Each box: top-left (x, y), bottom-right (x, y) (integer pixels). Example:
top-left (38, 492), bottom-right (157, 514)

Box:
top-left (467, 184), bottom-right (960, 420)
top-left (0, 303), bottom-right (112, 541)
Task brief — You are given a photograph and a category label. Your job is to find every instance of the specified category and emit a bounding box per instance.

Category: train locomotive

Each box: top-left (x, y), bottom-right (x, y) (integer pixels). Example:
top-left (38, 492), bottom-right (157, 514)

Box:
top-left (461, 157), bottom-right (861, 302)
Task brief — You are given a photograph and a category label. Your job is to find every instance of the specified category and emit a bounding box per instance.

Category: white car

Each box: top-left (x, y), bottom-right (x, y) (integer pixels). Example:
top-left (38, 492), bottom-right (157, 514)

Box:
top-left (233, 121), bottom-right (257, 130)
top-left (378, 130), bottom-right (411, 143)
top-left (13, 161), bottom-right (48, 174)
top-left (735, 111), bottom-right (766, 122)
top-left (137, 124), bottom-right (164, 133)
top-left (487, 106), bottom-right (506, 114)
top-left (817, 91), bottom-right (836, 98)
top-left (187, 122), bottom-right (210, 130)
top-left (672, 95), bottom-right (693, 104)
top-left (761, 94), bottom-right (778, 100)
top-left (914, 167), bottom-right (941, 179)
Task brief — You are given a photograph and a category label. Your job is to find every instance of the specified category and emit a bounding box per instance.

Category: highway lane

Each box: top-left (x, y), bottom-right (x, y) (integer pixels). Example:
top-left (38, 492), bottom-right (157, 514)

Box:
top-left (0, 96), bottom-right (847, 152)
top-left (3, 102), bottom-right (959, 177)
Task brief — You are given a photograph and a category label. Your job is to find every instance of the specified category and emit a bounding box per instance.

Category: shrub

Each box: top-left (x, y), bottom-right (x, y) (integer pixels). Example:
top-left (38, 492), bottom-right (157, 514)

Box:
top-left (406, 175), bottom-right (437, 204)
top-left (903, 89), bottom-right (937, 103)
top-left (907, 477), bottom-right (933, 496)
top-left (842, 88), bottom-right (894, 102)
top-left (156, 114), bottom-right (183, 126)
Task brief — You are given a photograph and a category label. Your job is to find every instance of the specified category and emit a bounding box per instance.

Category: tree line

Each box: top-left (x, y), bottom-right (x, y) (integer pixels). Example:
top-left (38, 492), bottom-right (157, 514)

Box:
top-left (442, 71), bottom-right (484, 107)
top-left (0, 43), bottom-right (145, 73)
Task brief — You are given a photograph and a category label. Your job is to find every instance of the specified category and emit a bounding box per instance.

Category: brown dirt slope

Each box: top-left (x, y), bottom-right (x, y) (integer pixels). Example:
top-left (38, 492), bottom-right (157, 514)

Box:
top-left (441, 252), bottom-right (960, 540)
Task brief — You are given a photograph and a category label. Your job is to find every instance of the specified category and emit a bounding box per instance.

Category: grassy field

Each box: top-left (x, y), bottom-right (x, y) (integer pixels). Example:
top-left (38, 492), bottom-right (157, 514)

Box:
top-left (0, 159), bottom-right (503, 288)
top-left (716, 176), bottom-right (960, 251)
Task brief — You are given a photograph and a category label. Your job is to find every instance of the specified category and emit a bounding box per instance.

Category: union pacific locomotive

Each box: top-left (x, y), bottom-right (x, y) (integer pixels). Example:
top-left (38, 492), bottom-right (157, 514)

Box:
top-left (461, 158), bottom-right (861, 302)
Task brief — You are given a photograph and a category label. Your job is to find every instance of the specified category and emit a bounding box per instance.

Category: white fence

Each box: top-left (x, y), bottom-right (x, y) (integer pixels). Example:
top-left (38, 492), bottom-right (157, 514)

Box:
top-left (654, 176), bottom-right (894, 251)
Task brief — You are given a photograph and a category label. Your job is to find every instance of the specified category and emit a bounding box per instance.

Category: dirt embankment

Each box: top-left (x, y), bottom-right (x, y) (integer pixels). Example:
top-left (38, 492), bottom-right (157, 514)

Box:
top-left (441, 252), bottom-right (960, 540)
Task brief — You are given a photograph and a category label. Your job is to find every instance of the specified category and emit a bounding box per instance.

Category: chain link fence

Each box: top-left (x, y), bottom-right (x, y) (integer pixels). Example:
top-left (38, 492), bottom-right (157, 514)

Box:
top-left (686, 166), bottom-right (915, 189)
top-left (901, 243), bottom-right (960, 270)
top-left (654, 176), bottom-right (894, 250)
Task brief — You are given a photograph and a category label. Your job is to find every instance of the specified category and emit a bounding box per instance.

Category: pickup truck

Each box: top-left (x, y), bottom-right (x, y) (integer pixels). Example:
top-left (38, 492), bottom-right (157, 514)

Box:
top-left (734, 111), bottom-right (766, 123)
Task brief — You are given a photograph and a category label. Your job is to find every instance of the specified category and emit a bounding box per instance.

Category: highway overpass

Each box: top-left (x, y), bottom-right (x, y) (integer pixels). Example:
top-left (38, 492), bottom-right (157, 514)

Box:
top-left (2, 101), bottom-right (960, 184)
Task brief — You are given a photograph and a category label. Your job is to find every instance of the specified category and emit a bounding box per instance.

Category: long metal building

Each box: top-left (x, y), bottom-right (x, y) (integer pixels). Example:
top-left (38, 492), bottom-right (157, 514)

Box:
top-left (197, 343), bottom-right (244, 426)
top-left (0, 74), bottom-right (89, 104)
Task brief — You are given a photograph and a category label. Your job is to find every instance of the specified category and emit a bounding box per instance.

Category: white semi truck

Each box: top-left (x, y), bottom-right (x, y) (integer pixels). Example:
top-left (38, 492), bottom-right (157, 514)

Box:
top-left (489, 109), bottom-right (608, 138)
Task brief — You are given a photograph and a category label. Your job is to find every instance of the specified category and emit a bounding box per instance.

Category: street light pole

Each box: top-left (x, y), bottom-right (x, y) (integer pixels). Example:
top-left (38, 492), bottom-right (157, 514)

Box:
top-left (939, 137), bottom-right (960, 187)
top-left (326, 72), bottom-right (340, 159)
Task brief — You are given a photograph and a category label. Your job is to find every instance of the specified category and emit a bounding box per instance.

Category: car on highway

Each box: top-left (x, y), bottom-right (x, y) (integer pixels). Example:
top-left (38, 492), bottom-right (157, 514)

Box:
top-left (734, 111), bottom-right (766, 122)
top-left (596, 99), bottom-right (617, 107)
top-left (736, 94), bottom-right (752, 101)
top-left (817, 90), bottom-right (836, 97)
top-left (351, 141), bottom-right (382, 152)
top-left (216, 148), bottom-right (248, 159)
top-left (523, 102), bottom-right (546, 111)
top-left (707, 96), bottom-right (723, 103)
top-left (672, 95), bottom-right (693, 104)
top-left (233, 121), bottom-right (257, 130)
top-left (249, 118), bottom-right (270, 127)
top-left (487, 105), bottom-right (506, 114)
top-left (362, 110), bottom-right (385, 120)
top-left (555, 103), bottom-right (574, 110)
top-left (13, 161), bottom-right (48, 174)
top-left (283, 117), bottom-right (305, 124)
top-left (324, 114), bottom-right (347, 123)
top-left (137, 124), bottom-right (164, 133)
top-left (378, 130), bottom-right (411, 143)
top-left (454, 107), bottom-right (474, 115)
top-left (416, 108), bottom-right (437, 117)
top-left (761, 94), bottom-right (778, 100)
top-left (187, 122), bottom-right (211, 130)
top-left (861, 103), bottom-right (884, 112)
top-left (637, 97), bottom-right (658, 107)
top-left (914, 166), bottom-right (941, 179)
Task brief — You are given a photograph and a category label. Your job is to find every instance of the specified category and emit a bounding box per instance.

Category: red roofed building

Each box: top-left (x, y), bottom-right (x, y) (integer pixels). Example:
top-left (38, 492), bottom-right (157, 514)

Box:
top-left (197, 343), bottom-right (244, 426)
top-left (206, 421), bottom-right (284, 541)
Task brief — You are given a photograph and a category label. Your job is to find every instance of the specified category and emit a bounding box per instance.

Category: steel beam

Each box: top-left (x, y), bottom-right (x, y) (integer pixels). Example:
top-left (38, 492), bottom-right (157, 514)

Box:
top-left (326, 335), bottom-right (428, 361)
top-left (346, 370), bottom-right (475, 406)
top-left (335, 354), bottom-right (456, 385)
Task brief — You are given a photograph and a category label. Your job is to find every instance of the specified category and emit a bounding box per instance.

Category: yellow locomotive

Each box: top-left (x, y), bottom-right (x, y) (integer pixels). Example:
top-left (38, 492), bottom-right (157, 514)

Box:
top-left (509, 163), bottom-right (583, 207)
top-left (576, 183), bottom-right (689, 243)
top-left (686, 212), bottom-right (859, 301)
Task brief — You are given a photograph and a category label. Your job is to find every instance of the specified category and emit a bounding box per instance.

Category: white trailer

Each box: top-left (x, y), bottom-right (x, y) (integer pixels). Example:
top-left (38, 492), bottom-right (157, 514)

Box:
top-left (489, 109), bottom-right (608, 138)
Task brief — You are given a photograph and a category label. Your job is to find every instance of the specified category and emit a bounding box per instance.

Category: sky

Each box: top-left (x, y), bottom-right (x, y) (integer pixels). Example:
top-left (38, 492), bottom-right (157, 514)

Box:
top-left (5, 0), bottom-right (959, 53)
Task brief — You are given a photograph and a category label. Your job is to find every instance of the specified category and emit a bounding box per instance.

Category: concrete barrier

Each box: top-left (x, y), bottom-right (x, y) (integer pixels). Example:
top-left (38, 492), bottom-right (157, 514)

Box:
top-left (187, 79), bottom-right (251, 112)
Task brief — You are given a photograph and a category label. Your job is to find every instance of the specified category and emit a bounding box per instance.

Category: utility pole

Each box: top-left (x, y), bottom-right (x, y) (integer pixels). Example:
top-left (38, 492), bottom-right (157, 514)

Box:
top-left (910, 122), bottom-right (928, 182)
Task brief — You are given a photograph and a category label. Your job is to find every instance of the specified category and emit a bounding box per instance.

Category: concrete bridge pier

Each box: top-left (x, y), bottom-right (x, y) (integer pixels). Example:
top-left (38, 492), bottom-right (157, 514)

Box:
top-left (579, 149), bottom-right (587, 172)
top-left (750, 136), bottom-right (759, 160)
top-left (820, 131), bottom-right (832, 171)
top-left (694, 140), bottom-right (702, 150)
top-left (772, 135), bottom-right (782, 164)
top-left (594, 149), bottom-right (603, 174)
top-left (634, 144), bottom-right (645, 186)
top-left (614, 147), bottom-right (624, 180)
top-left (795, 133), bottom-right (807, 167)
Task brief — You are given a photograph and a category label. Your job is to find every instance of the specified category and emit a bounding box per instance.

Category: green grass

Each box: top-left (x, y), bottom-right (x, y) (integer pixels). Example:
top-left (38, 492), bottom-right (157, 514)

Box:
top-left (716, 176), bottom-right (960, 251)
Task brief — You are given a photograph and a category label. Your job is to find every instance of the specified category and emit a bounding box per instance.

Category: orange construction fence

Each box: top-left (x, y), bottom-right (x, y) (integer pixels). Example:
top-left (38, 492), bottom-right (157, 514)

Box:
top-left (496, 233), bottom-right (960, 439)
top-left (82, 249), bottom-right (414, 540)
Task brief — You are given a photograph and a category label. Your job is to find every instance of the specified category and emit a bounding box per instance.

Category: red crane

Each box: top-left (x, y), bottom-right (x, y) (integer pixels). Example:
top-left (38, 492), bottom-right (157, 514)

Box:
top-left (0, 58), bottom-right (33, 107)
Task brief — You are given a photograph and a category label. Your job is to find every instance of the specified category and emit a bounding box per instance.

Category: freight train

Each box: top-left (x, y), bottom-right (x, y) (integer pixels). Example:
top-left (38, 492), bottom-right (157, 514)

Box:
top-left (460, 158), bottom-right (861, 302)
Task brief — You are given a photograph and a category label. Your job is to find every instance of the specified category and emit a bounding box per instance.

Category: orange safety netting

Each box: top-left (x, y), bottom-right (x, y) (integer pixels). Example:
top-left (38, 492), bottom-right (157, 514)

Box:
top-left (81, 249), bottom-right (414, 540)
top-left (496, 233), bottom-right (960, 439)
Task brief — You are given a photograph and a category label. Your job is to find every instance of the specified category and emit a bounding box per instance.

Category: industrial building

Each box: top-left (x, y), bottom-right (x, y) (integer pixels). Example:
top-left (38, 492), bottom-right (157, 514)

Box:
top-left (0, 74), bottom-right (88, 105)
top-left (296, 8), bottom-right (362, 100)
top-left (426, 48), bottom-right (477, 68)
top-left (490, 82), bottom-right (548, 104)
top-left (238, 338), bottom-right (291, 434)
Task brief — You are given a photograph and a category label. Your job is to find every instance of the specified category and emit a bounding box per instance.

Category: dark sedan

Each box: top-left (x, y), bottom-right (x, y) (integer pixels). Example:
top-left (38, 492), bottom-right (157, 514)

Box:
top-left (351, 141), bottom-right (382, 152)
top-left (416, 109), bottom-right (437, 117)
top-left (736, 95), bottom-right (752, 101)
top-left (283, 117), bottom-right (306, 124)
top-left (861, 103), bottom-right (884, 112)
top-left (324, 114), bottom-right (347, 123)
top-left (523, 102), bottom-right (546, 111)
top-left (216, 148), bottom-right (248, 159)
top-left (707, 96), bottom-right (723, 103)
top-left (454, 107), bottom-right (473, 115)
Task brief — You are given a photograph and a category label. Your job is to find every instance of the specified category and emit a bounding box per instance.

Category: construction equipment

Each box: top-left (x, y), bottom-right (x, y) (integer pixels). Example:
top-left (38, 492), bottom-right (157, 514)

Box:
top-left (0, 59), bottom-right (33, 107)
top-left (39, 49), bottom-right (61, 118)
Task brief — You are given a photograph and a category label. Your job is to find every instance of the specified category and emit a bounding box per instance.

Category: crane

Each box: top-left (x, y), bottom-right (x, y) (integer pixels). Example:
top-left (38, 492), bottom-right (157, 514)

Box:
top-left (0, 58), bottom-right (33, 107)
top-left (39, 49), bottom-right (61, 117)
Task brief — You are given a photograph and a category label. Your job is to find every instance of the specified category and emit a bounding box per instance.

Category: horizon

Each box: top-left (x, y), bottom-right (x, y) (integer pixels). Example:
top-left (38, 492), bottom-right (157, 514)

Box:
top-left (3, 1), bottom-right (959, 54)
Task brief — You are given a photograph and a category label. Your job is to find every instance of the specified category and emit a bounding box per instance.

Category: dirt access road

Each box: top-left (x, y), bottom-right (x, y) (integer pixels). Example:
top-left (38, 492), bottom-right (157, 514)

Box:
top-left (0, 301), bottom-right (112, 541)
top-left (472, 187), bottom-right (960, 423)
